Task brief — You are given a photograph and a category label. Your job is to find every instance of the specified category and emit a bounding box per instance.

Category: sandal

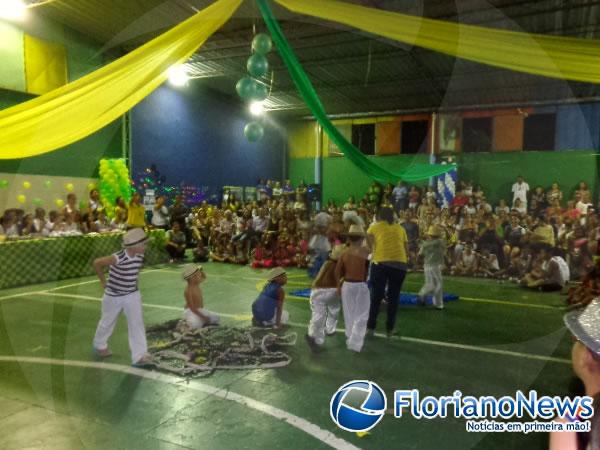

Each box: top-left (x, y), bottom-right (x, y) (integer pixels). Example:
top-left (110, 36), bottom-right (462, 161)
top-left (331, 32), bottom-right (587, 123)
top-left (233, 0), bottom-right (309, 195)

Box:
top-left (93, 347), bottom-right (112, 358)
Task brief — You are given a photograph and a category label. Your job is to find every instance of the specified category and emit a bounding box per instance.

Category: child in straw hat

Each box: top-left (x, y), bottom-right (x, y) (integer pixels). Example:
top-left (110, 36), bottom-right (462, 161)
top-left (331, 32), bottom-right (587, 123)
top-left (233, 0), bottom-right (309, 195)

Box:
top-left (252, 267), bottom-right (289, 329)
top-left (182, 265), bottom-right (219, 329)
top-left (92, 228), bottom-right (152, 366)
top-left (306, 244), bottom-right (345, 349)
top-left (335, 225), bottom-right (370, 352)
top-left (417, 225), bottom-right (446, 309)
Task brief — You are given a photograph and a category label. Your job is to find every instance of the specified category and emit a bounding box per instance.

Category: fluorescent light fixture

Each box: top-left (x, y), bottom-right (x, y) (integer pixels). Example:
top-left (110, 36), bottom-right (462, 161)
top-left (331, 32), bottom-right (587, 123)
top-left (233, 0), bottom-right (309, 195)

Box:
top-left (167, 65), bottom-right (189, 87)
top-left (0, 0), bottom-right (27, 20)
top-left (250, 101), bottom-right (265, 116)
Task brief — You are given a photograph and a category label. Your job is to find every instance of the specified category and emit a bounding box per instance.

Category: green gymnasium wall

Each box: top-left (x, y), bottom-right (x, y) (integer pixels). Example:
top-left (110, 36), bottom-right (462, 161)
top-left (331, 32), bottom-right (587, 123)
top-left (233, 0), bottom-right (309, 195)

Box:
top-left (289, 150), bottom-right (598, 206)
top-left (0, 14), bottom-right (123, 178)
top-left (289, 154), bottom-right (431, 204)
top-left (455, 150), bottom-right (598, 206)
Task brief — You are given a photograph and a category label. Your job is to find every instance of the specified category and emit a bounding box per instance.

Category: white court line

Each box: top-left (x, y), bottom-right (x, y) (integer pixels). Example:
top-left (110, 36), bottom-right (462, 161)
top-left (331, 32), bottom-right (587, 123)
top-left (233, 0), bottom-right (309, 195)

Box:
top-left (0, 356), bottom-right (359, 450)
top-left (0, 268), bottom-right (165, 303)
top-left (35, 292), bottom-right (570, 365)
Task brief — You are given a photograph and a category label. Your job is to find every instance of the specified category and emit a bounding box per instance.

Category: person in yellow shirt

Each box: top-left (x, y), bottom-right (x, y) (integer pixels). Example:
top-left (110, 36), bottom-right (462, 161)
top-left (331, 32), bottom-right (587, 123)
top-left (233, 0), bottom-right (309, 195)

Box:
top-left (126, 193), bottom-right (147, 229)
top-left (366, 206), bottom-right (409, 337)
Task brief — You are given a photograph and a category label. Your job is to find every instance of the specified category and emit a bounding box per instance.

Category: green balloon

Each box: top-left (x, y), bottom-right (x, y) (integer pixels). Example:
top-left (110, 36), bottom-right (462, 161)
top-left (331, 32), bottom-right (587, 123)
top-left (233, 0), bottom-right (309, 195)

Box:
top-left (244, 122), bottom-right (264, 142)
top-left (247, 54), bottom-right (269, 78)
top-left (0, 180), bottom-right (8, 189)
top-left (252, 33), bottom-right (272, 55)
top-left (252, 83), bottom-right (269, 101)
top-left (33, 198), bottom-right (43, 206)
top-left (236, 77), bottom-right (258, 100)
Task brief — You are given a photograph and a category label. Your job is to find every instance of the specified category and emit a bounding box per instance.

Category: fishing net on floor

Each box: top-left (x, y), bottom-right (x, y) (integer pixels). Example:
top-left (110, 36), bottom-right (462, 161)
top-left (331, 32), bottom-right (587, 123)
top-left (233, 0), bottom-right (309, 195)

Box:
top-left (145, 320), bottom-right (297, 377)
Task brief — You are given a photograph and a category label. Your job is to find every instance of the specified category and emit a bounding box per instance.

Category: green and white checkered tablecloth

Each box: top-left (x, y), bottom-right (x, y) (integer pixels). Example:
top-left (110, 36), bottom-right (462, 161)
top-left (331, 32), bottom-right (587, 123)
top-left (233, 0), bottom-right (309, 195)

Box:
top-left (0, 231), bottom-right (168, 289)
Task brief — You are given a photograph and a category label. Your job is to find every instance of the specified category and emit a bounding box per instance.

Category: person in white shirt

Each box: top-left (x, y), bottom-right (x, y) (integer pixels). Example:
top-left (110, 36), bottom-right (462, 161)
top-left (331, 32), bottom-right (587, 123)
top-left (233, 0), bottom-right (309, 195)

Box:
top-left (33, 208), bottom-right (47, 234)
top-left (151, 196), bottom-right (169, 230)
top-left (511, 176), bottom-right (530, 209)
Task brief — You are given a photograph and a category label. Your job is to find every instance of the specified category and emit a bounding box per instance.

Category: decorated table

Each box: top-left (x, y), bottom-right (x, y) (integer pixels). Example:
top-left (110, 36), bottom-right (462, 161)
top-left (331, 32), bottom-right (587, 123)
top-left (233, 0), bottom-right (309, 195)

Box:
top-left (0, 230), bottom-right (168, 290)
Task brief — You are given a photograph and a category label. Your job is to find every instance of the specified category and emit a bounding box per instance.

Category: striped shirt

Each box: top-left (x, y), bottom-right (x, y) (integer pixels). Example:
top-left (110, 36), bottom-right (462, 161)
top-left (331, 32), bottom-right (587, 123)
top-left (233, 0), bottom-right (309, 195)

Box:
top-left (105, 250), bottom-right (144, 296)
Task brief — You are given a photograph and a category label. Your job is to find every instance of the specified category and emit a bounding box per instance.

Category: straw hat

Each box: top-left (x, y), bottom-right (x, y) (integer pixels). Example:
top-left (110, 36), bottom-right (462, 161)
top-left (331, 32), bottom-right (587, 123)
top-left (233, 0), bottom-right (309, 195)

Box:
top-left (427, 225), bottom-right (442, 238)
top-left (564, 298), bottom-right (600, 357)
top-left (266, 267), bottom-right (287, 282)
top-left (182, 265), bottom-right (203, 281)
top-left (330, 245), bottom-right (346, 261)
top-left (123, 228), bottom-right (148, 247)
top-left (346, 224), bottom-right (366, 237)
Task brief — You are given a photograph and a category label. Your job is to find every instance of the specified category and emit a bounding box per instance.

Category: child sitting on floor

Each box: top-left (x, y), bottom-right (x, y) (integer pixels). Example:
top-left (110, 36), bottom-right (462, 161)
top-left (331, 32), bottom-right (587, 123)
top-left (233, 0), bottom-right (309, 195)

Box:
top-left (210, 240), bottom-right (227, 263)
top-left (182, 265), bottom-right (219, 329)
top-left (233, 242), bottom-right (248, 265)
top-left (252, 268), bottom-right (289, 328)
top-left (476, 249), bottom-right (500, 278)
top-left (251, 236), bottom-right (274, 268)
top-left (193, 240), bottom-right (209, 263)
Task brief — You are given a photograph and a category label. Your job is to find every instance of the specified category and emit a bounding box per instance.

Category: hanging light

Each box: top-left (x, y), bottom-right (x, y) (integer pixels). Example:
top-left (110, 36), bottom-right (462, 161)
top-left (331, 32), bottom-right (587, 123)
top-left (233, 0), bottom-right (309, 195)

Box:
top-left (0, 0), bottom-right (27, 20)
top-left (249, 101), bottom-right (265, 116)
top-left (167, 65), bottom-right (189, 87)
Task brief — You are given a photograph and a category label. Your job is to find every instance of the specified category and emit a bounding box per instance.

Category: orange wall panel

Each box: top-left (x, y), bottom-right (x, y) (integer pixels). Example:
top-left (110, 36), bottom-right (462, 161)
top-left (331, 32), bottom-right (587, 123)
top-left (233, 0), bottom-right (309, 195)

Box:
top-left (376, 121), bottom-right (401, 155)
top-left (493, 115), bottom-right (524, 152)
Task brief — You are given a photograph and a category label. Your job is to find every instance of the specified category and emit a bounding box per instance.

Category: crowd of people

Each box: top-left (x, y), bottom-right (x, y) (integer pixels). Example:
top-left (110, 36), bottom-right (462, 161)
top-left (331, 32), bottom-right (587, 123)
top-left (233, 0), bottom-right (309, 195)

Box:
top-left (183, 176), bottom-right (597, 294)
top-left (1, 176), bottom-right (599, 294)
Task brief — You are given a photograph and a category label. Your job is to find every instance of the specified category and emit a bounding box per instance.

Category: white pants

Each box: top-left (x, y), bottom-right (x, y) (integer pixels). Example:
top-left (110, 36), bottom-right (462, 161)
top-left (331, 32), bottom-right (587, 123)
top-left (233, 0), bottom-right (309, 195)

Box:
top-left (258, 310), bottom-right (290, 326)
top-left (183, 308), bottom-right (220, 329)
top-left (341, 282), bottom-right (370, 352)
top-left (419, 265), bottom-right (444, 308)
top-left (93, 291), bottom-right (147, 363)
top-left (308, 288), bottom-right (341, 345)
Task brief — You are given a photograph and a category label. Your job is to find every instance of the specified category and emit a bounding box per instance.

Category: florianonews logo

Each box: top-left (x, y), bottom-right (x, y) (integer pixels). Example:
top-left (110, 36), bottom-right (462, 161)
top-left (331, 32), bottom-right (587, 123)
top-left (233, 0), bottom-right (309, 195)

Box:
top-left (330, 380), bottom-right (387, 432)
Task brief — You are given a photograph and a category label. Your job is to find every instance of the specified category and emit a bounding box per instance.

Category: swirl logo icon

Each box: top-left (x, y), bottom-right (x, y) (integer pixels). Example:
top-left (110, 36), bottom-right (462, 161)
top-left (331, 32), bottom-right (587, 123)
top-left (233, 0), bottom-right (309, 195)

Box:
top-left (330, 380), bottom-right (387, 432)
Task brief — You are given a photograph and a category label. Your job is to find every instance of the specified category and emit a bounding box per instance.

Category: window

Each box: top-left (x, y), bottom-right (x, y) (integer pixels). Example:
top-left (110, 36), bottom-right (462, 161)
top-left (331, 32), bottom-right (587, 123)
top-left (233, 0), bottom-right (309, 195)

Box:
top-left (462, 117), bottom-right (492, 153)
top-left (401, 120), bottom-right (428, 154)
top-left (351, 124), bottom-right (375, 155)
top-left (523, 113), bottom-right (556, 151)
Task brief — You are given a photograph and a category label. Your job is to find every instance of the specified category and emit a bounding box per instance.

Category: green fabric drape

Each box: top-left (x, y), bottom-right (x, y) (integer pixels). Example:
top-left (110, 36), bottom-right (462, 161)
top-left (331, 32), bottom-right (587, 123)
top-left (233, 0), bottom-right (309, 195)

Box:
top-left (274, 0), bottom-right (600, 84)
top-left (257, 0), bottom-right (454, 183)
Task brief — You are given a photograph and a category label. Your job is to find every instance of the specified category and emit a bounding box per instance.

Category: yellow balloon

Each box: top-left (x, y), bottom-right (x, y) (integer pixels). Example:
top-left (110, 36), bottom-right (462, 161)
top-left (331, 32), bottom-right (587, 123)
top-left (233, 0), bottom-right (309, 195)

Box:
top-left (88, 182), bottom-right (97, 191)
top-left (22, 181), bottom-right (31, 189)
top-left (55, 199), bottom-right (65, 208)
top-left (66, 183), bottom-right (74, 192)
top-left (17, 195), bottom-right (26, 204)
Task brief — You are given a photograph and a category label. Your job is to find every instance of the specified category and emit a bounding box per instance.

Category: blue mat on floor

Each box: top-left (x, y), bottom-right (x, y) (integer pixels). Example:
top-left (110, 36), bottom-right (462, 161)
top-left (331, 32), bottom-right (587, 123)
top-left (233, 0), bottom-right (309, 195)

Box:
top-left (289, 289), bottom-right (459, 305)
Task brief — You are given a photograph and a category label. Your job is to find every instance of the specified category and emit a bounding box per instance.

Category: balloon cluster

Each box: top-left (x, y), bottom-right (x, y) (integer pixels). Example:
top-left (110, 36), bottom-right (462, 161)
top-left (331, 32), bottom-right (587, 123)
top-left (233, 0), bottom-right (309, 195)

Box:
top-left (99, 159), bottom-right (133, 218)
top-left (236, 33), bottom-right (273, 142)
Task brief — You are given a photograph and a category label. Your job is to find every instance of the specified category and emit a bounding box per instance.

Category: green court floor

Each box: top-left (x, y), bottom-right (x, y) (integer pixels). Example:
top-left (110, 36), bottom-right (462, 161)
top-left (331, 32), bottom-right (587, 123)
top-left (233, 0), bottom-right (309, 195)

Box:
top-left (0, 262), bottom-right (575, 449)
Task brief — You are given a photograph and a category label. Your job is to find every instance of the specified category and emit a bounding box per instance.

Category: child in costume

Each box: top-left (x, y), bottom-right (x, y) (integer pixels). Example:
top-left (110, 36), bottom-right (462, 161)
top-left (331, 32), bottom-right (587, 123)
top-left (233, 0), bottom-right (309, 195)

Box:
top-left (92, 228), bottom-right (152, 366)
top-left (417, 225), bottom-right (446, 309)
top-left (306, 245), bottom-right (345, 348)
top-left (252, 267), bottom-right (289, 328)
top-left (335, 225), bottom-right (370, 352)
top-left (182, 265), bottom-right (219, 329)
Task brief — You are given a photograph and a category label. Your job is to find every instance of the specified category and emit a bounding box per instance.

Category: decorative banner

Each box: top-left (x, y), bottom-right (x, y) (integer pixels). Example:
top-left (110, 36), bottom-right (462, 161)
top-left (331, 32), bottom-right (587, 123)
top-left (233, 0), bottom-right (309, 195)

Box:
top-left (436, 168), bottom-right (458, 208)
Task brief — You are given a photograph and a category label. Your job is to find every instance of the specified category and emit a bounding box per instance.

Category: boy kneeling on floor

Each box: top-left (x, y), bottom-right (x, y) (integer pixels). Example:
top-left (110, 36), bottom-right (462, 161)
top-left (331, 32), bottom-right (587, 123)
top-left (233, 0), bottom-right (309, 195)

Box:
top-left (182, 265), bottom-right (220, 329)
top-left (252, 267), bottom-right (289, 329)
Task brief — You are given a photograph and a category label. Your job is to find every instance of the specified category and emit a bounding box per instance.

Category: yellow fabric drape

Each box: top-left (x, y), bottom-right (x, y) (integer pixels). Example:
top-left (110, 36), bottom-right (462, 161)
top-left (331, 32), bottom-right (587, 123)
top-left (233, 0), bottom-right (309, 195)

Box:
top-left (0, 0), bottom-right (242, 159)
top-left (24, 34), bottom-right (68, 95)
top-left (275, 0), bottom-right (600, 84)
